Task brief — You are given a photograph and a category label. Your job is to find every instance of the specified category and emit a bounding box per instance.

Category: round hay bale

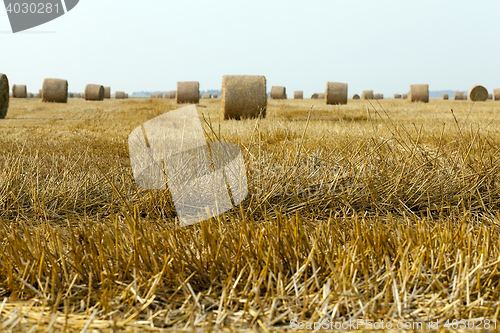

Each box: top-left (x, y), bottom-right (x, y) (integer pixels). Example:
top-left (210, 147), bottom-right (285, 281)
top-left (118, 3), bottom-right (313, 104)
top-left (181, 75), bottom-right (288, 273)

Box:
top-left (104, 87), bottom-right (111, 99)
top-left (203, 93), bottom-right (211, 99)
top-left (351, 94), bottom-right (360, 100)
top-left (317, 93), bottom-right (325, 99)
top-left (311, 93), bottom-right (318, 99)
top-left (401, 93), bottom-right (408, 99)
top-left (12, 84), bottom-right (27, 98)
top-left (488, 94), bottom-right (492, 100)
top-left (394, 94), bottom-right (401, 99)
top-left (454, 91), bottom-right (464, 100)
top-left (374, 93), bottom-right (384, 99)
top-left (442, 93), bottom-right (449, 100)
top-left (493, 88), bottom-right (500, 100)
top-left (115, 91), bottom-right (126, 99)
top-left (410, 84), bottom-right (429, 103)
top-left (125, 93), bottom-right (128, 99)
top-left (271, 86), bottom-right (286, 99)
top-left (362, 90), bottom-right (374, 99)
top-left (0, 73), bottom-right (9, 119)
top-left (73, 93), bottom-right (81, 98)
top-left (33, 93), bottom-right (39, 98)
top-left (176, 81), bottom-right (200, 104)
top-left (326, 82), bottom-right (347, 104)
top-left (468, 85), bottom-right (488, 102)
top-left (42, 79), bottom-right (68, 103)
top-left (85, 84), bottom-right (104, 101)
top-left (294, 91), bottom-right (303, 99)
top-left (151, 93), bottom-right (163, 98)
top-left (168, 91), bottom-right (177, 99)
top-left (213, 92), bottom-right (218, 99)
top-left (325, 82), bottom-right (348, 105)
top-left (221, 75), bottom-right (267, 120)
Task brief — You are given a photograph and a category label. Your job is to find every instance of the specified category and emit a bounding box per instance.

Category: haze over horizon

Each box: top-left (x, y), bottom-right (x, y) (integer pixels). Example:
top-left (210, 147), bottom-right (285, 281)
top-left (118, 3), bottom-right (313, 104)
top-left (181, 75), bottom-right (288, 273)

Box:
top-left (1, 0), bottom-right (499, 97)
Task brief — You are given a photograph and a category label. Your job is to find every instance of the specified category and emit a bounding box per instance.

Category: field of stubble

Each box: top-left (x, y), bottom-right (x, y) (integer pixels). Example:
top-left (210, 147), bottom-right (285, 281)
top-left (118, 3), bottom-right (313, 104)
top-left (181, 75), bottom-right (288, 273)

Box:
top-left (1, 97), bottom-right (500, 332)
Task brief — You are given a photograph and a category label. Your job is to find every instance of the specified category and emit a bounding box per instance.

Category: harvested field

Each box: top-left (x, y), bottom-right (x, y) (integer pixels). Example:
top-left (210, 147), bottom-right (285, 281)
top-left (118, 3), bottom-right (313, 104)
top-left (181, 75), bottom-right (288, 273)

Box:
top-left (1, 97), bottom-right (500, 331)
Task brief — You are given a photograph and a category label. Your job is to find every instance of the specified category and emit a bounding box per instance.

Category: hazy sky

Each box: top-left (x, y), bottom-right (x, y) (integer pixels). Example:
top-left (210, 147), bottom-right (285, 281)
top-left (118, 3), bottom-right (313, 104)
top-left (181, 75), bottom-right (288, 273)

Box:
top-left (1, 0), bottom-right (499, 97)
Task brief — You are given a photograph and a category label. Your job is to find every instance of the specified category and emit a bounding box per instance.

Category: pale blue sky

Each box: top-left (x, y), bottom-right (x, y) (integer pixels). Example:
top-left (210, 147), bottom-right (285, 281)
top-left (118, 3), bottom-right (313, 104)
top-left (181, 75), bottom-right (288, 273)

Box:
top-left (1, 0), bottom-right (498, 97)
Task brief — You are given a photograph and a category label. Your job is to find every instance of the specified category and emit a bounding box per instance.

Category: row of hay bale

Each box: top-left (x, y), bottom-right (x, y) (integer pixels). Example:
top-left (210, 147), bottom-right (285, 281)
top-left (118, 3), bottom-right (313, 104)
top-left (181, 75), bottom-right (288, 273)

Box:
top-left (151, 91), bottom-right (220, 99)
top-left (6, 80), bottom-right (128, 102)
top-left (368, 85), bottom-right (493, 103)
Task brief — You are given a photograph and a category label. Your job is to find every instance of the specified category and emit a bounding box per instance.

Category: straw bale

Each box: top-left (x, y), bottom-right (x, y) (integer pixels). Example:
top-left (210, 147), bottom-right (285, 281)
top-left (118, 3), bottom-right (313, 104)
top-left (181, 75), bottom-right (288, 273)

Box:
top-left (42, 79), bottom-right (68, 103)
top-left (221, 75), bottom-right (267, 120)
top-left (85, 84), bottom-right (104, 101)
top-left (0, 73), bottom-right (9, 119)
top-left (468, 85), bottom-right (488, 102)
top-left (12, 84), bottom-right (27, 98)
top-left (325, 82), bottom-right (348, 105)
top-left (362, 90), bottom-right (374, 99)
top-left (410, 84), bottom-right (429, 103)
top-left (494, 88), bottom-right (500, 100)
top-left (270, 86), bottom-right (286, 99)
top-left (176, 82), bottom-right (199, 104)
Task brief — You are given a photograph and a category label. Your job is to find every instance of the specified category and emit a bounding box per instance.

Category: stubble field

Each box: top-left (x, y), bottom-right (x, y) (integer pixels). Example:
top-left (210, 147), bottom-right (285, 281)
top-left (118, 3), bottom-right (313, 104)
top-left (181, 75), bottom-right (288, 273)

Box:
top-left (1, 97), bottom-right (500, 332)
